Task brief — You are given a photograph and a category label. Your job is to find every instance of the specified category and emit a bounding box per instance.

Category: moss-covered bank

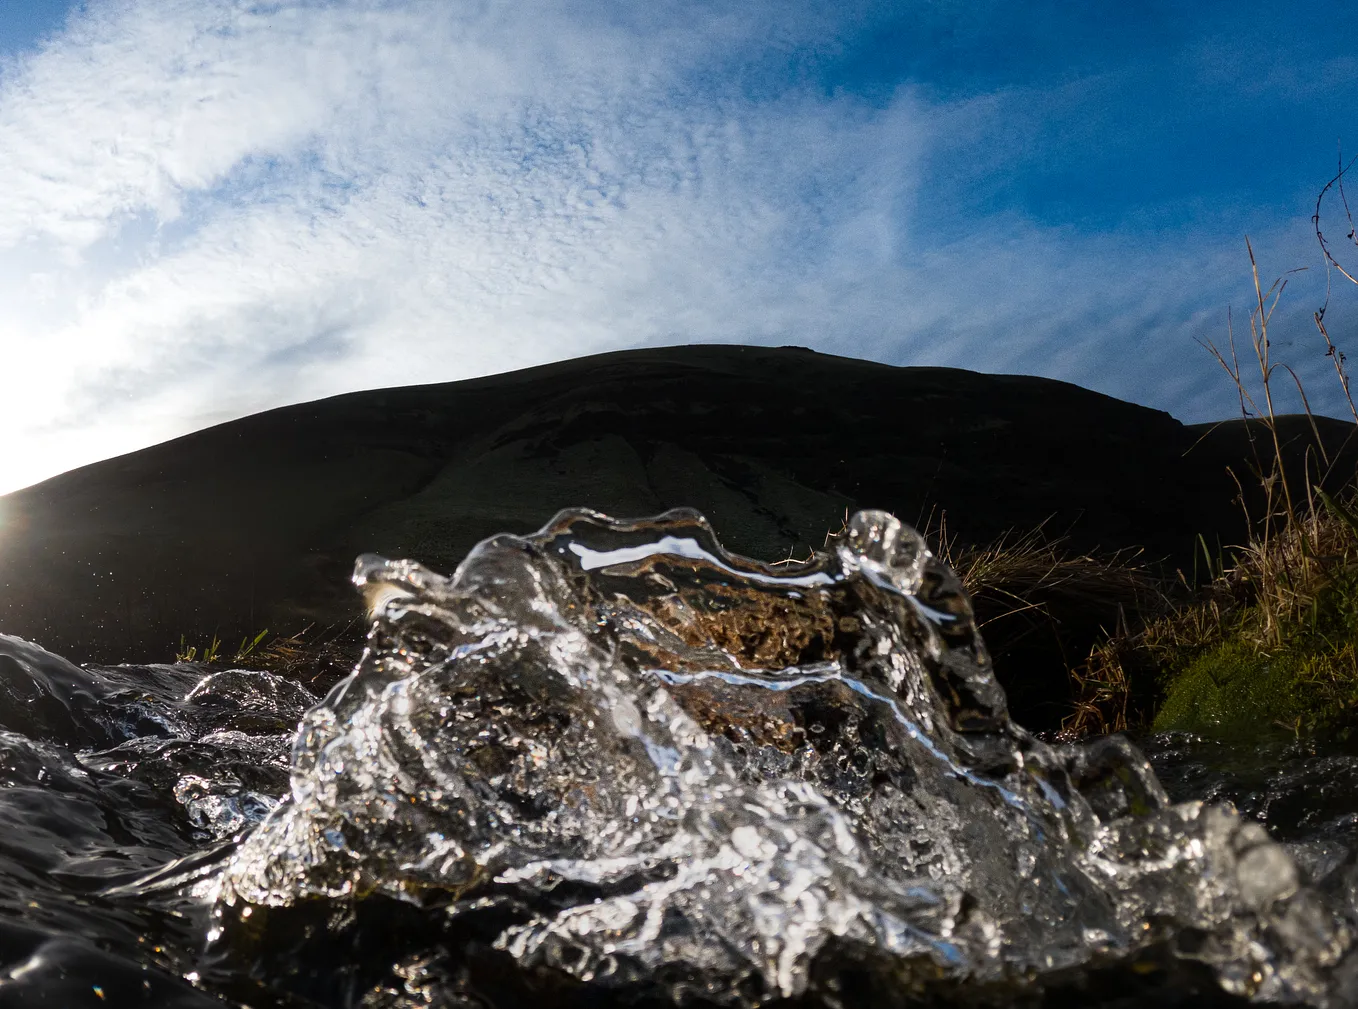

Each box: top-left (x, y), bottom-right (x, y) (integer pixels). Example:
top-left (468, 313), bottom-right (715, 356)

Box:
top-left (1150, 564), bottom-right (1358, 739)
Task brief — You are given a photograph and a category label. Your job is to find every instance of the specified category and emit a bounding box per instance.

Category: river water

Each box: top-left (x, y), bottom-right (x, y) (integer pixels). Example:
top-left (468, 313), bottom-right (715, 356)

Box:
top-left (1, 508), bottom-right (1356, 1008)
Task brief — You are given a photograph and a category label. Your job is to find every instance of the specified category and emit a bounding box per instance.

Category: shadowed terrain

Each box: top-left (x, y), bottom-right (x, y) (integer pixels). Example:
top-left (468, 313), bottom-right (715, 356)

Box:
top-left (1, 344), bottom-right (1354, 728)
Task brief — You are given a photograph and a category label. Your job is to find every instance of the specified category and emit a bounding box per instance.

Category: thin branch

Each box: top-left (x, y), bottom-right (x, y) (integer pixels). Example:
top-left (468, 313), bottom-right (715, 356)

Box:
top-left (1338, 140), bottom-right (1357, 250)
top-left (1314, 150), bottom-right (1358, 288)
top-left (1278, 362), bottom-right (1329, 470)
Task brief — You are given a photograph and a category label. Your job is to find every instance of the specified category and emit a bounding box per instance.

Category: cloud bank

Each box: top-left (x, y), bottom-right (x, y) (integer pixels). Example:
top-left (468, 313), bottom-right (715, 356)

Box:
top-left (0, 0), bottom-right (1355, 495)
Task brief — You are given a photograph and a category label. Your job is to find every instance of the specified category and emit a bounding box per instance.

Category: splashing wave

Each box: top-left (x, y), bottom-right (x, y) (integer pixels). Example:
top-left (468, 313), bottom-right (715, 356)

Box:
top-left (186, 507), bottom-right (1357, 1006)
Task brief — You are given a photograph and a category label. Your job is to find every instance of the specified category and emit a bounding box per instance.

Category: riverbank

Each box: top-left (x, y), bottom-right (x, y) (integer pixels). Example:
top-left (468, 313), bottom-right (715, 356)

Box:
top-left (1, 344), bottom-right (1355, 732)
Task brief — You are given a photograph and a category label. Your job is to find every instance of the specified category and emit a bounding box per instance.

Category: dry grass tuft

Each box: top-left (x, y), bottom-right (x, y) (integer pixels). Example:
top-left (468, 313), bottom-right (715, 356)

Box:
top-left (1064, 155), bottom-right (1358, 739)
top-left (175, 620), bottom-right (363, 693)
top-left (930, 514), bottom-right (1159, 637)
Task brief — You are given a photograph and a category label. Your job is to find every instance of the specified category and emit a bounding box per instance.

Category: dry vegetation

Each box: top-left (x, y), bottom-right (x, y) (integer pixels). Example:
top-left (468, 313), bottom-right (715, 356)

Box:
top-left (1058, 153), bottom-right (1358, 739)
top-left (175, 620), bottom-right (363, 693)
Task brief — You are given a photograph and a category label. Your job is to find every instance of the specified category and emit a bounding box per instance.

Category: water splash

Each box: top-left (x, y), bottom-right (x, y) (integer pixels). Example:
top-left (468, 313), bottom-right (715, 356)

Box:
top-left (200, 508), bottom-right (1358, 1006)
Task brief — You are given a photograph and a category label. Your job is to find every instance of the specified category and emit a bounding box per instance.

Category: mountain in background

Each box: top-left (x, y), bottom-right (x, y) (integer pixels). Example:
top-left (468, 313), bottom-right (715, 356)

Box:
top-left (2, 344), bottom-right (1353, 728)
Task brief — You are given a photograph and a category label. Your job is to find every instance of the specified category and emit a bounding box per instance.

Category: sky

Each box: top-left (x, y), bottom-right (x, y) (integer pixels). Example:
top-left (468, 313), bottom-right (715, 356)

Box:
top-left (1, 0), bottom-right (1357, 495)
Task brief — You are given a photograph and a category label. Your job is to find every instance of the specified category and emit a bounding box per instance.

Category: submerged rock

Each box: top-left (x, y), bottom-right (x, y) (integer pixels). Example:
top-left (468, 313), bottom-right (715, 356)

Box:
top-left (198, 509), bottom-right (1358, 1007)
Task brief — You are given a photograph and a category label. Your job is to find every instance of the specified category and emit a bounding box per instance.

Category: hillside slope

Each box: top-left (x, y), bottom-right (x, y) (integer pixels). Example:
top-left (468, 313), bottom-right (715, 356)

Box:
top-left (1, 344), bottom-right (1352, 726)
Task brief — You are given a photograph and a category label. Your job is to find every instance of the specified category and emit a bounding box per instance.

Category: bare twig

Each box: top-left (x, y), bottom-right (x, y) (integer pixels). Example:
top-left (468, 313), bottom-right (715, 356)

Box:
top-left (1314, 148), bottom-right (1358, 288)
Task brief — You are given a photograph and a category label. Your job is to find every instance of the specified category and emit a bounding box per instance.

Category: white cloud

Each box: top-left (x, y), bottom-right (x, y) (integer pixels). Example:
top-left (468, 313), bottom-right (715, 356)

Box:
top-left (0, 0), bottom-right (1353, 496)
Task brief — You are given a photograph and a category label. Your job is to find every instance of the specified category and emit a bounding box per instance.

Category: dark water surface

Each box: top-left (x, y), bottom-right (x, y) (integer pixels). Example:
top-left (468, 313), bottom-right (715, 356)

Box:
top-left (1, 509), bottom-right (1356, 1008)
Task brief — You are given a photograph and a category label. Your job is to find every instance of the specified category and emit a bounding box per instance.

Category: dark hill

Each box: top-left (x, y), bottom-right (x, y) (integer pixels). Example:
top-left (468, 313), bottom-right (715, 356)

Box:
top-left (1, 344), bottom-right (1354, 729)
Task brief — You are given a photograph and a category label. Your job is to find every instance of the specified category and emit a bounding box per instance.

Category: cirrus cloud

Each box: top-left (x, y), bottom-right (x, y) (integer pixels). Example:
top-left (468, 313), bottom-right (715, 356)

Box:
top-left (0, 0), bottom-right (1355, 495)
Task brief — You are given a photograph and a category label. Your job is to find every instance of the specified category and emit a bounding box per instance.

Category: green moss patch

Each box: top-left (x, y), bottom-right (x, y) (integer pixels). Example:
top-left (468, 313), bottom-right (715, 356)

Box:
top-left (1152, 572), bottom-right (1358, 739)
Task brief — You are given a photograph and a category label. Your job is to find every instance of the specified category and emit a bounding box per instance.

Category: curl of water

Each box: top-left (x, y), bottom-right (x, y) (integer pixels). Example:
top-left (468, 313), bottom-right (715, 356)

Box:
top-left (0, 634), bottom-right (318, 1002)
top-left (205, 508), bottom-right (1356, 1006)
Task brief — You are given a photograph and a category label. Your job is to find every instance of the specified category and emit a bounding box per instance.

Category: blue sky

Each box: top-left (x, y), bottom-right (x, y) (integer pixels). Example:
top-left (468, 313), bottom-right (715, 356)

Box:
top-left (0, 0), bottom-right (73, 55)
top-left (0, 0), bottom-right (1356, 494)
